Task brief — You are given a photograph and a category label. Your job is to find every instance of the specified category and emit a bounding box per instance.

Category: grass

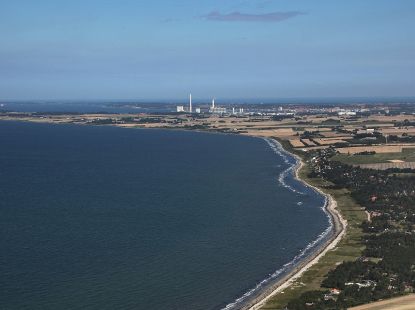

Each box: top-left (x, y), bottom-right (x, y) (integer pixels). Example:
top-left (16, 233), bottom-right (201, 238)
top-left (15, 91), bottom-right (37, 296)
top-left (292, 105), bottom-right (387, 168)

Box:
top-left (261, 143), bottom-right (366, 310)
top-left (331, 148), bottom-right (415, 165)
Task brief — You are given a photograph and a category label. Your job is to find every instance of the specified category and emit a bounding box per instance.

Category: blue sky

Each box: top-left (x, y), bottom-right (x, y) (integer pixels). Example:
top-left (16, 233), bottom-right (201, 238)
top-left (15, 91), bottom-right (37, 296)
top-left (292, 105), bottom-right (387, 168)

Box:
top-left (0, 0), bottom-right (414, 100)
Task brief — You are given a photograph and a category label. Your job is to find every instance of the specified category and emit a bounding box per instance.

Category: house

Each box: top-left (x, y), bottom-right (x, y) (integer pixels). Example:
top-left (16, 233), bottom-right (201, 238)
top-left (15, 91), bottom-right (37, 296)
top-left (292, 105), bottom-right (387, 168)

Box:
top-left (330, 288), bottom-right (341, 295)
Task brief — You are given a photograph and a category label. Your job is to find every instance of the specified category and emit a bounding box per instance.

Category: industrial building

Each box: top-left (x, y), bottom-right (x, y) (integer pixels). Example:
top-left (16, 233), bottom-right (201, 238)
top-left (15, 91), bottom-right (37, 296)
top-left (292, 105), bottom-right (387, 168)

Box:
top-left (176, 94), bottom-right (246, 115)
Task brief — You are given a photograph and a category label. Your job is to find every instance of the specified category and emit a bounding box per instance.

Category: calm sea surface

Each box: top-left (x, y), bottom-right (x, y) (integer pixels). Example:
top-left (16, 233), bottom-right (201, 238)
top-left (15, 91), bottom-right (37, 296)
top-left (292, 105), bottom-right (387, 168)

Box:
top-left (0, 121), bottom-right (328, 309)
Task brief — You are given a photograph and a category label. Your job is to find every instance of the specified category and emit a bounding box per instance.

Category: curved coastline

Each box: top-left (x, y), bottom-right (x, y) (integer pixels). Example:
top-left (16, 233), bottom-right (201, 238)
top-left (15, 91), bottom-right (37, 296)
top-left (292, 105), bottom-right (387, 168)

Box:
top-left (223, 138), bottom-right (347, 310)
top-left (1, 119), bottom-right (347, 310)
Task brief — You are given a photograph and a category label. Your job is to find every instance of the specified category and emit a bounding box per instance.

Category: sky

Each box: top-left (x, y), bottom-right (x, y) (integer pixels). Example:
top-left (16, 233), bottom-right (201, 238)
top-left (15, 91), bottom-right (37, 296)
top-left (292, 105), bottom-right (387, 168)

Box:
top-left (0, 0), bottom-right (414, 101)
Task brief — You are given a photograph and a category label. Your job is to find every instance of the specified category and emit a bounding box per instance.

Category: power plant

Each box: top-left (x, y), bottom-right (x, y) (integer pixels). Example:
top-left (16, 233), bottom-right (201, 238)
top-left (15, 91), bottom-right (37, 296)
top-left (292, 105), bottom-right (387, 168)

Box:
top-left (176, 94), bottom-right (243, 115)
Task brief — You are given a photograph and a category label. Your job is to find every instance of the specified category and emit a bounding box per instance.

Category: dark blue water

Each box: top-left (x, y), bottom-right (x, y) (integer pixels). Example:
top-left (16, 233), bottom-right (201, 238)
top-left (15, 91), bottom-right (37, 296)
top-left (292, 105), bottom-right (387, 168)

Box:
top-left (0, 101), bottom-right (173, 113)
top-left (0, 121), bottom-right (328, 310)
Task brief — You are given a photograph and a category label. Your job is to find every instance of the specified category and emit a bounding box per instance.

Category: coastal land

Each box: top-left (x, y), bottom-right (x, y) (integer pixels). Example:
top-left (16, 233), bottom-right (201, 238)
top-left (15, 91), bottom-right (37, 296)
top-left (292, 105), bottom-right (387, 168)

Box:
top-left (1, 102), bottom-right (415, 309)
top-left (242, 140), bottom-right (365, 310)
top-left (243, 145), bottom-right (348, 310)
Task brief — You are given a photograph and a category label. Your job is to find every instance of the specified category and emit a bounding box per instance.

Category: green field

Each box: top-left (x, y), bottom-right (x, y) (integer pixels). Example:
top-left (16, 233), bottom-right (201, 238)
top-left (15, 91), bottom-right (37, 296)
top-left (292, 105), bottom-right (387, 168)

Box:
top-left (261, 144), bottom-right (366, 310)
top-left (331, 148), bottom-right (415, 165)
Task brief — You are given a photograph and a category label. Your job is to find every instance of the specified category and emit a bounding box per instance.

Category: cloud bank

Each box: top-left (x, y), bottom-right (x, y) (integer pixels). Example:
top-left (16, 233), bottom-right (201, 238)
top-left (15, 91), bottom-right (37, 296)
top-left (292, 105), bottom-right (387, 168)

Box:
top-left (202, 11), bottom-right (304, 23)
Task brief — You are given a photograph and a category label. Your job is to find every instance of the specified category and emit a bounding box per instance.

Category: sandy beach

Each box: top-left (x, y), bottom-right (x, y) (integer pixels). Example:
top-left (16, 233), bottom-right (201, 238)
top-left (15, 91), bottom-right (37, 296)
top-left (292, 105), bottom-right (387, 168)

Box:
top-left (242, 139), bottom-right (348, 310)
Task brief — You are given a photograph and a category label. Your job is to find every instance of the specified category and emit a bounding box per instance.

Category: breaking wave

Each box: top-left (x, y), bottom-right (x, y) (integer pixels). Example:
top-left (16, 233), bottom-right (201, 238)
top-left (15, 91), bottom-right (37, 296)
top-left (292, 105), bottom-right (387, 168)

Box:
top-left (263, 138), bottom-right (304, 195)
top-left (221, 139), bottom-right (334, 310)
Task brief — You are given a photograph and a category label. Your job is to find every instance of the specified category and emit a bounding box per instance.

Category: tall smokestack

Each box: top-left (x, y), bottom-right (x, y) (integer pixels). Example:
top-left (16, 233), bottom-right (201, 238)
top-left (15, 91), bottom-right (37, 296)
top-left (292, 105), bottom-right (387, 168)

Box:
top-left (189, 93), bottom-right (192, 113)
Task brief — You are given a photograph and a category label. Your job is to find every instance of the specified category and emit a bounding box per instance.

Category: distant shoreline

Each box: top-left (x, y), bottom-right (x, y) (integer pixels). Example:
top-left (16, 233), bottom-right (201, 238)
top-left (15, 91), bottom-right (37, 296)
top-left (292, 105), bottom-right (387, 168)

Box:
top-left (239, 138), bottom-right (347, 310)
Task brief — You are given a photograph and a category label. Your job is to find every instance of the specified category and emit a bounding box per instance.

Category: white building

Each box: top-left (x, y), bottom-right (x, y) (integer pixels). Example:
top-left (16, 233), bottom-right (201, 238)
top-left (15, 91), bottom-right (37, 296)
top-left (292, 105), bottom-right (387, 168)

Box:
top-left (176, 93), bottom-right (194, 113)
top-left (211, 107), bottom-right (227, 114)
top-left (338, 110), bottom-right (357, 116)
top-left (209, 98), bottom-right (227, 114)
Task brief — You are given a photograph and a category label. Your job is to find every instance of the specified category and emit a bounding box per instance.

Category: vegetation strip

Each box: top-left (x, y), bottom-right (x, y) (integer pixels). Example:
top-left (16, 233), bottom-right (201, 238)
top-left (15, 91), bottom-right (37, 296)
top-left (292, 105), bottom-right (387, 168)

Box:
top-left (244, 139), bottom-right (347, 310)
top-left (264, 145), bottom-right (415, 309)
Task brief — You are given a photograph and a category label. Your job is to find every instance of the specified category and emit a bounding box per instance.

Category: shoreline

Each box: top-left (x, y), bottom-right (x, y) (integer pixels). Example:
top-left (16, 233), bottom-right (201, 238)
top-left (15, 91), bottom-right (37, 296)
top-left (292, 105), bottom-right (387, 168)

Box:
top-left (1, 119), bottom-right (348, 310)
top-left (240, 138), bottom-right (347, 310)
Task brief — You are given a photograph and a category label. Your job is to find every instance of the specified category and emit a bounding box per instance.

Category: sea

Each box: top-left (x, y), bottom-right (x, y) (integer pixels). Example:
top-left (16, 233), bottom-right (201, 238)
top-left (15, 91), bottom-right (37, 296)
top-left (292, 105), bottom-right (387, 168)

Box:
top-left (0, 120), bottom-right (331, 309)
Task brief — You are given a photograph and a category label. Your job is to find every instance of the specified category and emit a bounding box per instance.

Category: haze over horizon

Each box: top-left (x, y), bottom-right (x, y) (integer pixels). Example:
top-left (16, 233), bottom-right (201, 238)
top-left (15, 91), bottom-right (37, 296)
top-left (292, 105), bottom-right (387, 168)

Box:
top-left (1, 0), bottom-right (414, 100)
